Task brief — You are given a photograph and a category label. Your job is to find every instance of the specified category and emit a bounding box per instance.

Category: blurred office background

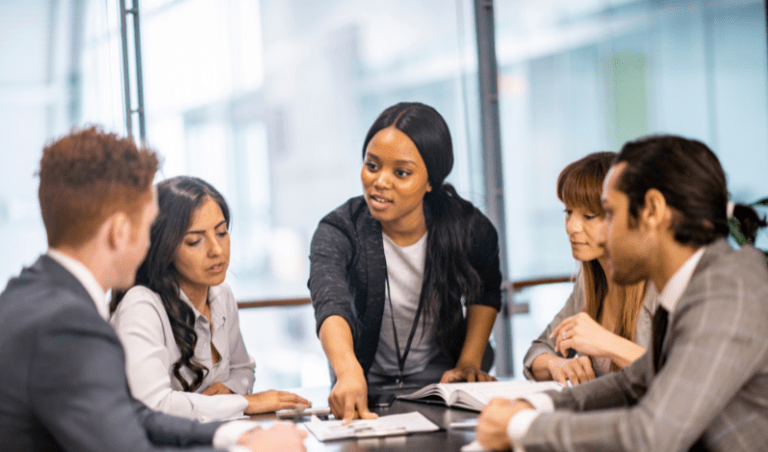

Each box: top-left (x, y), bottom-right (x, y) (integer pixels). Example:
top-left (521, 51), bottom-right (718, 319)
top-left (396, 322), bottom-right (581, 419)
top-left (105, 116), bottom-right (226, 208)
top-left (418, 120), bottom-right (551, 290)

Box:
top-left (1, 0), bottom-right (767, 388)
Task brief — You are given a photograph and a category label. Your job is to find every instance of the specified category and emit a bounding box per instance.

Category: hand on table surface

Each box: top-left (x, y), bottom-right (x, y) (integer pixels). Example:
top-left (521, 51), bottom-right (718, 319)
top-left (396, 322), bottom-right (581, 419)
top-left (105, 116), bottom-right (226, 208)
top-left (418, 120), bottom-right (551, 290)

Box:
top-left (546, 355), bottom-right (595, 386)
top-left (244, 390), bottom-right (311, 414)
top-left (440, 362), bottom-right (497, 383)
top-left (328, 368), bottom-right (378, 425)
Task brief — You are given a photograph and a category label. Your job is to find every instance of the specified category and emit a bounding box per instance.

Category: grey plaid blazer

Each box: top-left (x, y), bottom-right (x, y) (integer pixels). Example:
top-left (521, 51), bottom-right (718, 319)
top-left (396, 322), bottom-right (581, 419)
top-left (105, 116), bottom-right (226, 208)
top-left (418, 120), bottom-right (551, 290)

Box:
top-left (521, 239), bottom-right (768, 452)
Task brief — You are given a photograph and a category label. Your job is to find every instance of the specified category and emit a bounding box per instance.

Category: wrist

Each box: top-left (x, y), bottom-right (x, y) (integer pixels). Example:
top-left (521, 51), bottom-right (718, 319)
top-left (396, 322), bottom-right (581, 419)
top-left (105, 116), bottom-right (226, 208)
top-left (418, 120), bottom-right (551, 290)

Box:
top-left (244, 393), bottom-right (262, 414)
top-left (545, 356), bottom-right (565, 377)
top-left (333, 359), bottom-right (364, 381)
top-left (455, 358), bottom-right (482, 369)
top-left (601, 334), bottom-right (623, 361)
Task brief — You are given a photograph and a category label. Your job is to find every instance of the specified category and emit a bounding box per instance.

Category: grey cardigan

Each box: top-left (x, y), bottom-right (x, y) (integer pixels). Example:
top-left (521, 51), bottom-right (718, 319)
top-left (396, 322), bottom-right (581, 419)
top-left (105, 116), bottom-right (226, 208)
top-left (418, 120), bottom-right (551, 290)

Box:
top-left (522, 270), bottom-right (656, 380)
top-left (308, 196), bottom-right (502, 376)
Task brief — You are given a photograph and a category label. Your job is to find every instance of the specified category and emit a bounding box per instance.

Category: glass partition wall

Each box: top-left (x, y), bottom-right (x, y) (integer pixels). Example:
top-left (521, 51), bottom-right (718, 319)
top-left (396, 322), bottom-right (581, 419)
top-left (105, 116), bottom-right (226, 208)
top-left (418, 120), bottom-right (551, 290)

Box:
top-left (1, 0), bottom-right (767, 385)
top-left (137, 0), bottom-right (486, 388)
top-left (0, 0), bottom-right (486, 389)
top-left (495, 0), bottom-right (768, 378)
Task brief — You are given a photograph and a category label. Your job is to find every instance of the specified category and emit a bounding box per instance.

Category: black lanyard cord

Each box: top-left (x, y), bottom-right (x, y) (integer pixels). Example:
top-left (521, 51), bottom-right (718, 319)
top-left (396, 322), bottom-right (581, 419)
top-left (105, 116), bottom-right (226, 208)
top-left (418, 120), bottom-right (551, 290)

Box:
top-left (385, 273), bottom-right (424, 385)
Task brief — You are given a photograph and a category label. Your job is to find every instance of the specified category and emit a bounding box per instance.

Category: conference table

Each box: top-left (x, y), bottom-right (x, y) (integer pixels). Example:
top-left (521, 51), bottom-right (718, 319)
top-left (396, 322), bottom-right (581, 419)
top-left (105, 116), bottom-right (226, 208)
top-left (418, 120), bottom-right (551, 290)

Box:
top-left (249, 385), bottom-right (484, 452)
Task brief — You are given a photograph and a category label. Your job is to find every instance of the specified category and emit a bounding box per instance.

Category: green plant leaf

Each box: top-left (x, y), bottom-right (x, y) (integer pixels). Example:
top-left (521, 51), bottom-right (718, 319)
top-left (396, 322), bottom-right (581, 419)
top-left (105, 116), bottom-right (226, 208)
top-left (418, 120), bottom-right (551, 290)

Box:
top-left (728, 217), bottom-right (751, 246)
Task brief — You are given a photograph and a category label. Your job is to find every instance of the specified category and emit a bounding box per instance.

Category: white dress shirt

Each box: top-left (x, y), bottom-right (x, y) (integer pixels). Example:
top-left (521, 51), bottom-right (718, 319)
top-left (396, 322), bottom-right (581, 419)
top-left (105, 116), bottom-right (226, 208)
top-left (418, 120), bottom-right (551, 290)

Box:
top-left (111, 283), bottom-right (256, 422)
top-left (46, 249), bottom-right (256, 451)
top-left (506, 247), bottom-right (706, 451)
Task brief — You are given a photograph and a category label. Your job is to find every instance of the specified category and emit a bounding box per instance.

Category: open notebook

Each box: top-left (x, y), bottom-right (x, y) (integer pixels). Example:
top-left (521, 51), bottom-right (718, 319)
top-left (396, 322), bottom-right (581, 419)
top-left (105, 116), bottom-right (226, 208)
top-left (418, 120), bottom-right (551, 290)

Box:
top-left (398, 380), bottom-right (564, 411)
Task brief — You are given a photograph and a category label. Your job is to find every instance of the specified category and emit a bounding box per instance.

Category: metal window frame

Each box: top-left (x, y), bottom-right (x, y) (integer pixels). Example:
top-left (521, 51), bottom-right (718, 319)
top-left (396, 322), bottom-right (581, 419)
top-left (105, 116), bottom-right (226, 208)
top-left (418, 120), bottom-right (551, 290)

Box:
top-left (119, 0), bottom-right (146, 143)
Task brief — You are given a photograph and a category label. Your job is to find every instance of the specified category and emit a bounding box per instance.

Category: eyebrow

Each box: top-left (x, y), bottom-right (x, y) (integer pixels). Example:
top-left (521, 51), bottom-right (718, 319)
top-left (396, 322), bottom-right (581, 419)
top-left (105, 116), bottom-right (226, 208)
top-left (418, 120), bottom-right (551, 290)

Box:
top-left (365, 153), bottom-right (417, 166)
top-left (185, 220), bottom-right (227, 235)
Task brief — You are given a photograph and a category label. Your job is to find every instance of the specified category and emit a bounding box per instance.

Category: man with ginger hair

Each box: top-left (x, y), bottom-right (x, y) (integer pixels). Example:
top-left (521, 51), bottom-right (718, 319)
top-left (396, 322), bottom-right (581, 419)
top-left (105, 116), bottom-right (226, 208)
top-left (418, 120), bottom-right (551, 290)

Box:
top-left (0, 126), bottom-right (307, 452)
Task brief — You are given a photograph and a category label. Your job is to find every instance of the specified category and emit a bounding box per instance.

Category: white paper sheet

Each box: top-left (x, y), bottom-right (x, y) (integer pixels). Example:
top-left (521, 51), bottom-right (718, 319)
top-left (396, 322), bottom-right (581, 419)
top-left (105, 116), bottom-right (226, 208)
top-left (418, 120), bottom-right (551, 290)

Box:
top-left (305, 411), bottom-right (439, 441)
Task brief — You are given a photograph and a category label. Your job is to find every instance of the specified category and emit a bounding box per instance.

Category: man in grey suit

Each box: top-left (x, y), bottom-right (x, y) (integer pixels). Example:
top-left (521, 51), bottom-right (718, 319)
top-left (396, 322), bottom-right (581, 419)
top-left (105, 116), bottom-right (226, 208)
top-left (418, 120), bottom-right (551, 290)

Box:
top-left (477, 135), bottom-right (768, 451)
top-left (0, 127), bottom-right (307, 452)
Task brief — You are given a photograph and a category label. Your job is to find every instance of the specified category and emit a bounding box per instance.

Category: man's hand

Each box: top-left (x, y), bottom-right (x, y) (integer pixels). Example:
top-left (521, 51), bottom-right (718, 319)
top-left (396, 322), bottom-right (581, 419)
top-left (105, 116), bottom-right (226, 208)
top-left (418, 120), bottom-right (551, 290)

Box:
top-left (476, 398), bottom-right (534, 451)
top-left (327, 367), bottom-right (378, 425)
top-left (237, 424), bottom-right (308, 452)
top-left (440, 362), bottom-right (497, 383)
top-left (547, 355), bottom-right (596, 386)
top-left (202, 381), bottom-right (233, 396)
top-left (244, 390), bottom-right (311, 414)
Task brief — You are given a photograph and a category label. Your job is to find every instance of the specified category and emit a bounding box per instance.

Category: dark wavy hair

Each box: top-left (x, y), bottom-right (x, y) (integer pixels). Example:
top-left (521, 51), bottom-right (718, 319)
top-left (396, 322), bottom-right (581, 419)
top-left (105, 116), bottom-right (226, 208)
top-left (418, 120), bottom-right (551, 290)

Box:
top-left (111, 176), bottom-right (231, 392)
top-left (616, 135), bottom-right (764, 245)
top-left (362, 102), bottom-right (483, 359)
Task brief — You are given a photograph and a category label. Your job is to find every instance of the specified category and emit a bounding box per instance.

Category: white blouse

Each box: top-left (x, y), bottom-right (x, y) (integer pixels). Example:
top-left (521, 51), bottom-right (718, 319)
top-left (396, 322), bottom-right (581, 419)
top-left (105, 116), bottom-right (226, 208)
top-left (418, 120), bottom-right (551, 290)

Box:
top-left (110, 283), bottom-right (255, 422)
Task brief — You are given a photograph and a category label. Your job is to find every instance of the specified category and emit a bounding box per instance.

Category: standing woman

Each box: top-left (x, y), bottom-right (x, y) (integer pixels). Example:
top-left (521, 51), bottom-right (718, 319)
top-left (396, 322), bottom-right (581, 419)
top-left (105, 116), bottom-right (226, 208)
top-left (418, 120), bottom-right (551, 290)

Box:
top-left (309, 102), bottom-right (502, 422)
top-left (523, 152), bottom-right (654, 385)
top-left (111, 176), bottom-right (309, 421)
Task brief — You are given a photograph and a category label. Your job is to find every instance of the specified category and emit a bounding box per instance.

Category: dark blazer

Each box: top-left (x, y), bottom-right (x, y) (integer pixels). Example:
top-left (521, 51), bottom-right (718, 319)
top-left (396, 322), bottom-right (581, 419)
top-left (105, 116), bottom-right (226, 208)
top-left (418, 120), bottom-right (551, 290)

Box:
top-left (521, 239), bottom-right (768, 452)
top-left (0, 255), bottom-right (226, 452)
top-left (308, 195), bottom-right (502, 375)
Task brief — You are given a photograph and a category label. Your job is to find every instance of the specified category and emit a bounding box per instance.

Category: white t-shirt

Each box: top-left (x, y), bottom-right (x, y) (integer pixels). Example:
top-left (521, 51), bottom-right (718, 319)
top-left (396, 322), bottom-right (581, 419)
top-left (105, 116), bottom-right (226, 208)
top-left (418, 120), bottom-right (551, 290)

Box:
top-left (369, 232), bottom-right (440, 377)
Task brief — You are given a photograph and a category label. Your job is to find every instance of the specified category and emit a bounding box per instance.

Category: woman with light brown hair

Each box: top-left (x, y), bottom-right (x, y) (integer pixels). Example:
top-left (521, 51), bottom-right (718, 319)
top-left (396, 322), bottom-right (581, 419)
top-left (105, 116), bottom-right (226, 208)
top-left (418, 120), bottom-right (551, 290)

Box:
top-left (523, 151), bottom-right (655, 385)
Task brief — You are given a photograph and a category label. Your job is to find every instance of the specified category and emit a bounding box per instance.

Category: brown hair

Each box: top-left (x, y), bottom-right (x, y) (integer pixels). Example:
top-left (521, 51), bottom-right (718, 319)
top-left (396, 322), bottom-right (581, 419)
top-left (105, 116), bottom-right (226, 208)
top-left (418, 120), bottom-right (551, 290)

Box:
top-left (38, 126), bottom-right (159, 248)
top-left (557, 152), bottom-right (645, 371)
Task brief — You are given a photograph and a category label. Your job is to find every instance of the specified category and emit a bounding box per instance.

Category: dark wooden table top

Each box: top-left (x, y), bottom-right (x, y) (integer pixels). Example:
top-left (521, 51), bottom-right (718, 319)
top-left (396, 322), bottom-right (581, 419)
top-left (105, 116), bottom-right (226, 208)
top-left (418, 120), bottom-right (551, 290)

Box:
top-left (250, 386), bottom-right (482, 452)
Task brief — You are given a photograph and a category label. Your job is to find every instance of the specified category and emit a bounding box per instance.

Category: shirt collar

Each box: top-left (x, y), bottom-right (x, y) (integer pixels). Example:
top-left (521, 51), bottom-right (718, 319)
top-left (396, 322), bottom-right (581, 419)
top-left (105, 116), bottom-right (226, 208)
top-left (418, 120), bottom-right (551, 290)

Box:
top-left (656, 246), bottom-right (706, 314)
top-left (178, 284), bottom-right (225, 327)
top-left (46, 249), bottom-right (110, 321)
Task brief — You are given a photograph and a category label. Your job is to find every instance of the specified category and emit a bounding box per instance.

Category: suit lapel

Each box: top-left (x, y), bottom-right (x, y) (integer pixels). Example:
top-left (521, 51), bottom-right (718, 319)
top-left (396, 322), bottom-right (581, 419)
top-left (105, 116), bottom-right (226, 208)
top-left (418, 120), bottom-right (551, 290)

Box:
top-left (656, 239), bottom-right (731, 372)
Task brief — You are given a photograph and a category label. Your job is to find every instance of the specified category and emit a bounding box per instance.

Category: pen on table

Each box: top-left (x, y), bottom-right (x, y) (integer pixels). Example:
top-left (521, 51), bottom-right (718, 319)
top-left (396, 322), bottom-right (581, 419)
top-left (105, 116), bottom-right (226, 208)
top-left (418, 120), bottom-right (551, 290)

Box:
top-left (354, 427), bottom-right (408, 438)
top-left (448, 418), bottom-right (479, 429)
top-left (276, 407), bottom-right (332, 419)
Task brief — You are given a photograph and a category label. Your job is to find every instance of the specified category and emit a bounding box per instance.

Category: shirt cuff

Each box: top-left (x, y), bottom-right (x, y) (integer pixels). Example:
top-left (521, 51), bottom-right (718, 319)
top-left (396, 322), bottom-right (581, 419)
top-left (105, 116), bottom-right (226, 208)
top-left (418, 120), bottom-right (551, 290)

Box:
top-left (213, 420), bottom-right (260, 449)
top-left (506, 409), bottom-right (539, 452)
top-left (522, 392), bottom-right (554, 412)
top-left (504, 393), bottom-right (553, 452)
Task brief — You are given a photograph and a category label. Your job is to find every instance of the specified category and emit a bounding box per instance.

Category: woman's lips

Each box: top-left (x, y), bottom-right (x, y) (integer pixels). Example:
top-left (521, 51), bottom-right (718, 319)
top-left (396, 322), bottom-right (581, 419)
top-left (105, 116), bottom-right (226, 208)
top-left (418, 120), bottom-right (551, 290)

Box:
top-left (368, 194), bottom-right (392, 210)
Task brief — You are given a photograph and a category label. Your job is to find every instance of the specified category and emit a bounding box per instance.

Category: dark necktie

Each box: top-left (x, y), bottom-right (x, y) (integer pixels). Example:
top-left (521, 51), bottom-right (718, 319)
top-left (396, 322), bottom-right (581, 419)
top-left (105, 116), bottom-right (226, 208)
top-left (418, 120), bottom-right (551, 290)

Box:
top-left (652, 305), bottom-right (708, 451)
top-left (652, 306), bottom-right (669, 373)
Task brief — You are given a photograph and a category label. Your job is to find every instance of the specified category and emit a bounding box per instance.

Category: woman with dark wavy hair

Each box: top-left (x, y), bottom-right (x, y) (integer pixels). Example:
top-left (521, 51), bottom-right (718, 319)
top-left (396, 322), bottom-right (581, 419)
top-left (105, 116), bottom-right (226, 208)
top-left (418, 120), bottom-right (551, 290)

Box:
top-left (111, 176), bottom-right (309, 421)
top-left (309, 102), bottom-right (502, 422)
